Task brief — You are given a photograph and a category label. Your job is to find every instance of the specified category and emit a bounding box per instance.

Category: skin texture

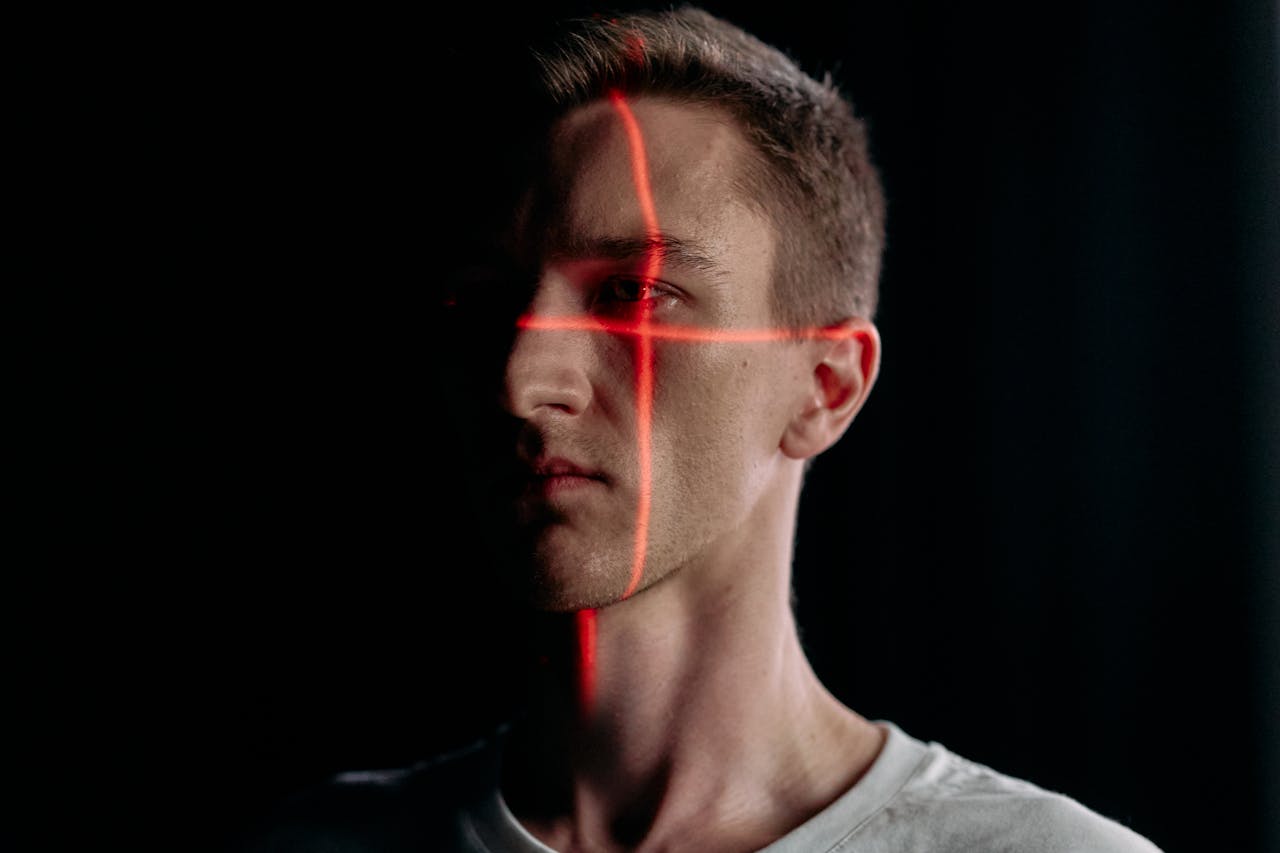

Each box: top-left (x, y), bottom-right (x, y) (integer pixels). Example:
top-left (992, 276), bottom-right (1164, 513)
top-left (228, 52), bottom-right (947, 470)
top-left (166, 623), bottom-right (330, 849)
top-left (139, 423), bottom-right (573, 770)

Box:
top-left (497, 96), bottom-right (885, 853)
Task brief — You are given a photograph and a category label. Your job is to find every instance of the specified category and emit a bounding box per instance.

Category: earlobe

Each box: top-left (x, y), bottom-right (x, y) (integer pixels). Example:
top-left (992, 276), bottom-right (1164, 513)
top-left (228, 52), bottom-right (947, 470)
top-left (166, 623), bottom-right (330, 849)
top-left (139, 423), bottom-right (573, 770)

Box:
top-left (780, 319), bottom-right (881, 462)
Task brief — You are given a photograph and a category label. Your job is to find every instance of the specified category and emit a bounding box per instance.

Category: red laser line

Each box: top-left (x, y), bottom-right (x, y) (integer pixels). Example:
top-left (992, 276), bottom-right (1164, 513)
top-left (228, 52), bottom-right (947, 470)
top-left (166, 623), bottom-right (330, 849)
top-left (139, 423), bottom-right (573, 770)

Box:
top-left (610, 90), bottom-right (660, 603)
top-left (575, 607), bottom-right (597, 717)
top-left (516, 314), bottom-right (861, 342)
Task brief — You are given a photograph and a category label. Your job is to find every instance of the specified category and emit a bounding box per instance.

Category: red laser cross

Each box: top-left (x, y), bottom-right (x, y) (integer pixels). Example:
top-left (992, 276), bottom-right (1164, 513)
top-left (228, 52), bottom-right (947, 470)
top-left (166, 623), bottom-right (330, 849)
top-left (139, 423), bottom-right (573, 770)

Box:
top-left (512, 93), bottom-right (867, 716)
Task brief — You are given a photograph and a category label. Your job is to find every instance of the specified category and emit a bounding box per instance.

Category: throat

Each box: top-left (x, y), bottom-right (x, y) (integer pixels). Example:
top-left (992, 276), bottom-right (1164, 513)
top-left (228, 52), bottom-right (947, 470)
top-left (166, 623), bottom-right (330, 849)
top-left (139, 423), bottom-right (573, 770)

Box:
top-left (497, 596), bottom-right (881, 853)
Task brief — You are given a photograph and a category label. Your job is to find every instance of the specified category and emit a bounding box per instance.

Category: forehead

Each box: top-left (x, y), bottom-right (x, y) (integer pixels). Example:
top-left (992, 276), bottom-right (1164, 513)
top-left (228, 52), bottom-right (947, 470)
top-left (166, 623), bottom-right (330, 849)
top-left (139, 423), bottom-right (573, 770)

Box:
top-left (527, 96), bottom-right (773, 278)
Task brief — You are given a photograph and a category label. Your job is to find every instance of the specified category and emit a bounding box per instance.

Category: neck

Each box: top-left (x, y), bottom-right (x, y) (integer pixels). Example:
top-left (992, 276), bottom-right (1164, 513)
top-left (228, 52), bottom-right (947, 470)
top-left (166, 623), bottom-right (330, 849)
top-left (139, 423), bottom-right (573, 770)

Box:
top-left (500, 471), bottom-right (885, 852)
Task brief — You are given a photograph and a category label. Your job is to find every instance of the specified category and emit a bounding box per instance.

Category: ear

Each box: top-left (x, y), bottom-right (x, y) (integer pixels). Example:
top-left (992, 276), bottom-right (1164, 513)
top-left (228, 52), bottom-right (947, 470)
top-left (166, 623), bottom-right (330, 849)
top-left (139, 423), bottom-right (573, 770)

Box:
top-left (780, 318), bottom-right (881, 462)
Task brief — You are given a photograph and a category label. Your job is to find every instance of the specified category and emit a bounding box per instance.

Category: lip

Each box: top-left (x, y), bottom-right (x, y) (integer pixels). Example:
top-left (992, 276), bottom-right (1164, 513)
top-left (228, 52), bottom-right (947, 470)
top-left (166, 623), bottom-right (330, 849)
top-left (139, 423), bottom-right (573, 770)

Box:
top-left (526, 473), bottom-right (605, 498)
top-left (519, 456), bottom-right (607, 499)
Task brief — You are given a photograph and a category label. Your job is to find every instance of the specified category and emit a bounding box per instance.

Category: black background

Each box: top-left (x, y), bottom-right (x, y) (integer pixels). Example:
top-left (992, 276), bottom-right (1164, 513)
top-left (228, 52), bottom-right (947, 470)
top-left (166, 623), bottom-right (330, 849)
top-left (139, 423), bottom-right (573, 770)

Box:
top-left (27, 2), bottom-right (1278, 851)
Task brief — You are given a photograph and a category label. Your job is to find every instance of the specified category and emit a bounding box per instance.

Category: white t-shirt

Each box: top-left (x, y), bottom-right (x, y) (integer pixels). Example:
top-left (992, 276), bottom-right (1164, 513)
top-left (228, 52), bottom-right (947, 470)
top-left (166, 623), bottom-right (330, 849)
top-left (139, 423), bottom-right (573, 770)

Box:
top-left (452, 720), bottom-right (1161, 853)
top-left (239, 720), bottom-right (1163, 852)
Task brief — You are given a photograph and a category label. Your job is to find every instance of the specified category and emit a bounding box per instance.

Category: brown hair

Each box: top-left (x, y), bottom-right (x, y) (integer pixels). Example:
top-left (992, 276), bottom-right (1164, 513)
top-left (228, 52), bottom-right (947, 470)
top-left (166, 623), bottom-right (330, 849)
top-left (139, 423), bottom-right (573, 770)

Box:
top-left (532, 5), bottom-right (886, 327)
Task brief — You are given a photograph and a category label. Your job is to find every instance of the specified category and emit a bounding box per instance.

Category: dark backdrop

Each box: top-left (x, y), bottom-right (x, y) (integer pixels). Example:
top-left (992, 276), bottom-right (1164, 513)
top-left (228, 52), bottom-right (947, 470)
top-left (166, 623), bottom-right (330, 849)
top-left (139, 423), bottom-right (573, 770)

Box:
top-left (33, 2), bottom-right (1277, 852)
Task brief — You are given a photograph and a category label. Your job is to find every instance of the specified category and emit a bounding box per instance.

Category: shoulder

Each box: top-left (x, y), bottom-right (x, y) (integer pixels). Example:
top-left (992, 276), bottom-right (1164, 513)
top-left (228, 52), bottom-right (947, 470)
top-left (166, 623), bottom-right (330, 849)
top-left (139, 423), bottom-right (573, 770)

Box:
top-left (864, 728), bottom-right (1162, 853)
top-left (225, 737), bottom-right (501, 853)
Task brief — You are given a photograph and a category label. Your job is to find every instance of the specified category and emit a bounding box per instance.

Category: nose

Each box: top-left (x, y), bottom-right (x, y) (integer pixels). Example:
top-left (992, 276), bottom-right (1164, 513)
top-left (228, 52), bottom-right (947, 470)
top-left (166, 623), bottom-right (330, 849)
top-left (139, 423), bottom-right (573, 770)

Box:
top-left (501, 288), bottom-right (594, 419)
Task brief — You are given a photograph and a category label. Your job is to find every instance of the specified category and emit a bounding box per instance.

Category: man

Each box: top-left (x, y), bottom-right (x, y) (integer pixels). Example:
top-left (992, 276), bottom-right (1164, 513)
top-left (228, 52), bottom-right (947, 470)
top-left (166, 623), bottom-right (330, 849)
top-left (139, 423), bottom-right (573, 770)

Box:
top-left (241, 7), bottom-right (1162, 851)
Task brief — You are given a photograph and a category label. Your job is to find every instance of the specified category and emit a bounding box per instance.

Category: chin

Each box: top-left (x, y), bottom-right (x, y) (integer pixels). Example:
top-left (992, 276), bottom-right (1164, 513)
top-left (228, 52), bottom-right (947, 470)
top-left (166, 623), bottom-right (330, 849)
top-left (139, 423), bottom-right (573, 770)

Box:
top-left (523, 576), bottom-right (622, 613)
top-left (520, 544), bottom-right (633, 612)
top-left (525, 587), bottom-right (601, 614)
top-left (532, 574), bottom-right (625, 613)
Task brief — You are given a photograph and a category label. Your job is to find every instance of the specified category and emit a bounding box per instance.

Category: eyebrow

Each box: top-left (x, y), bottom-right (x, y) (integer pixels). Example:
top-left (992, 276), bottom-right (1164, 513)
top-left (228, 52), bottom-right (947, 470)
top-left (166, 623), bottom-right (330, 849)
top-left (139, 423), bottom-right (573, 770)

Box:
top-left (545, 233), bottom-right (729, 281)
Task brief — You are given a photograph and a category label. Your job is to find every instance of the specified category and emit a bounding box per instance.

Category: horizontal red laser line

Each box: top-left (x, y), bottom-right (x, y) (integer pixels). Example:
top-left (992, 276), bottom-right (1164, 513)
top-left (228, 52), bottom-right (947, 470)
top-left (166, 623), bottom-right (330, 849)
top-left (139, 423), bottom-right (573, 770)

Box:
top-left (516, 313), bottom-right (860, 342)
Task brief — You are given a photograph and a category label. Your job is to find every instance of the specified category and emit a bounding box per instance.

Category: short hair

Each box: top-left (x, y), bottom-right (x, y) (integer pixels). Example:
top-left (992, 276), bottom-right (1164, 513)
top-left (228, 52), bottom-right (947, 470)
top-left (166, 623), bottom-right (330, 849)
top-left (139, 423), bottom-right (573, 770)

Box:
top-left (531, 5), bottom-right (886, 328)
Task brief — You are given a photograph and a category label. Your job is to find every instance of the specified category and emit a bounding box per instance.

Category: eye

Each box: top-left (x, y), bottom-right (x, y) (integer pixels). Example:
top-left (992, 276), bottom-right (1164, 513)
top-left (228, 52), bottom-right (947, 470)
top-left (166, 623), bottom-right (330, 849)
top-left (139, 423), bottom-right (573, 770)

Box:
top-left (593, 276), bottom-right (679, 313)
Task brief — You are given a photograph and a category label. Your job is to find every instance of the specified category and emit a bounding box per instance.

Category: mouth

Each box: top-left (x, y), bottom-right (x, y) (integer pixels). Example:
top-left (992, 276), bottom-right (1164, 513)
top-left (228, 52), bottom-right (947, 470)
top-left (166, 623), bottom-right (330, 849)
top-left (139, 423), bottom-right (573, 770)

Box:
top-left (519, 457), bottom-right (608, 500)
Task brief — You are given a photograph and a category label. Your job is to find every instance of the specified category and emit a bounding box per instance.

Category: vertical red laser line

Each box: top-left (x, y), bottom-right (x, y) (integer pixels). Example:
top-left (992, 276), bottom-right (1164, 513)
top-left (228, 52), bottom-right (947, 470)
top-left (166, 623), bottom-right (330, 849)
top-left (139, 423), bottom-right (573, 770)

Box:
top-left (609, 90), bottom-right (660, 602)
top-left (575, 607), bottom-right (597, 716)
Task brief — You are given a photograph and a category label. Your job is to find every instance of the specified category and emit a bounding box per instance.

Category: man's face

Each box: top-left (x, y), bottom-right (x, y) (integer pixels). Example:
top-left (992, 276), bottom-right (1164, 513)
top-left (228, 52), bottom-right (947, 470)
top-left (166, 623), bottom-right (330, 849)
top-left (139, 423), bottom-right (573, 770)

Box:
top-left (498, 96), bottom-right (812, 612)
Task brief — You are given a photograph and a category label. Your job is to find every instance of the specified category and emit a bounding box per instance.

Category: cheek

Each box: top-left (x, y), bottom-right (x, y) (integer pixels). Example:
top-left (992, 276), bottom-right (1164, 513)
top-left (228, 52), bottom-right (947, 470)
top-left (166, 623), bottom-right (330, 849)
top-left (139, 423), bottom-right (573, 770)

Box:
top-left (649, 346), bottom-right (770, 481)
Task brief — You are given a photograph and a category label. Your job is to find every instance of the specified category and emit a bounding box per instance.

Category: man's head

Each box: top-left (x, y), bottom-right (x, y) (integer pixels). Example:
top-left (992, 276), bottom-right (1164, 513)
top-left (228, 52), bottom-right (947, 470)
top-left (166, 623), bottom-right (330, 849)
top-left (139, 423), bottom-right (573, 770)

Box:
top-left (448, 7), bottom-right (884, 612)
